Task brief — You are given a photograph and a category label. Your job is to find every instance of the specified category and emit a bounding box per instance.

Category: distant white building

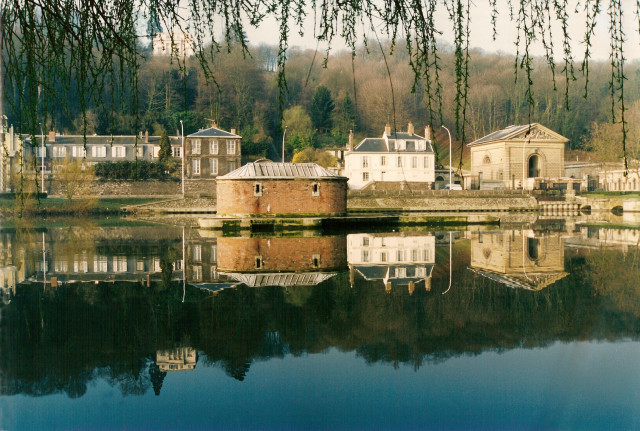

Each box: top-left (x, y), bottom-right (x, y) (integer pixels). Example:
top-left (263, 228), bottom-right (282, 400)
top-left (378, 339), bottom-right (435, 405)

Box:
top-left (343, 122), bottom-right (435, 190)
top-left (152, 32), bottom-right (195, 58)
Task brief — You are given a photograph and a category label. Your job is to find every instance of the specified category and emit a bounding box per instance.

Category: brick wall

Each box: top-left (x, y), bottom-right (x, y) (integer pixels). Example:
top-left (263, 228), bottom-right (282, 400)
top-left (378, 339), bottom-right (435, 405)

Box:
top-left (217, 236), bottom-right (347, 272)
top-left (216, 178), bottom-right (348, 216)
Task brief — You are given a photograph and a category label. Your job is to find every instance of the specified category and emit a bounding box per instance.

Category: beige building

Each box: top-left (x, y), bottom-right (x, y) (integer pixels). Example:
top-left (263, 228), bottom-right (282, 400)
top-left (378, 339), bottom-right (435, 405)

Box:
top-left (156, 347), bottom-right (197, 372)
top-left (468, 123), bottom-right (568, 190)
top-left (469, 230), bottom-right (567, 291)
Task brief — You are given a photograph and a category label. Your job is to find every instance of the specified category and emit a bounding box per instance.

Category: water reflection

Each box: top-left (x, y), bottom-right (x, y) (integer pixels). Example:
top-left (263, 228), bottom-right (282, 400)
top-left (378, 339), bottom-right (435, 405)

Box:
top-left (1, 222), bottom-right (640, 402)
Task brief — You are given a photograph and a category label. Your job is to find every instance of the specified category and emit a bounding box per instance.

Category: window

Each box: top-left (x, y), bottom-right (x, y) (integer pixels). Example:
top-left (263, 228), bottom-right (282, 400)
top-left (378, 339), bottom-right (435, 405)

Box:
top-left (412, 249), bottom-right (418, 261)
top-left (397, 250), bottom-right (403, 262)
top-left (211, 267), bottom-right (218, 280)
top-left (113, 256), bottom-right (127, 272)
top-left (254, 182), bottom-right (263, 197)
top-left (254, 256), bottom-right (263, 269)
top-left (172, 146), bottom-right (182, 158)
top-left (362, 236), bottom-right (369, 246)
top-left (363, 172), bottom-right (369, 181)
top-left (192, 139), bottom-right (201, 154)
top-left (72, 146), bottom-right (86, 158)
top-left (91, 146), bottom-right (107, 158)
top-left (54, 260), bottom-right (68, 273)
top-left (312, 254), bottom-right (320, 268)
top-left (380, 252), bottom-right (387, 262)
top-left (74, 257), bottom-right (88, 273)
top-left (136, 260), bottom-right (145, 271)
top-left (152, 146), bottom-right (160, 158)
top-left (362, 250), bottom-right (370, 262)
top-left (397, 157), bottom-right (403, 167)
top-left (193, 245), bottom-right (202, 262)
top-left (312, 183), bottom-right (320, 196)
top-left (52, 146), bottom-right (67, 158)
top-left (228, 161), bottom-right (236, 172)
top-left (227, 140), bottom-right (236, 154)
top-left (411, 156), bottom-right (417, 168)
top-left (362, 156), bottom-right (369, 168)
top-left (397, 140), bottom-right (406, 150)
top-left (193, 159), bottom-right (201, 175)
top-left (192, 265), bottom-right (202, 281)
top-left (94, 256), bottom-right (108, 272)
top-left (136, 146), bottom-right (144, 158)
top-left (210, 158), bottom-right (218, 176)
top-left (36, 146), bottom-right (47, 157)
top-left (423, 157), bottom-right (429, 169)
top-left (381, 156), bottom-right (386, 166)
top-left (395, 267), bottom-right (407, 278)
top-left (210, 245), bottom-right (217, 263)
top-left (210, 140), bottom-right (219, 154)
top-left (483, 155), bottom-right (491, 164)
top-left (111, 146), bottom-right (126, 158)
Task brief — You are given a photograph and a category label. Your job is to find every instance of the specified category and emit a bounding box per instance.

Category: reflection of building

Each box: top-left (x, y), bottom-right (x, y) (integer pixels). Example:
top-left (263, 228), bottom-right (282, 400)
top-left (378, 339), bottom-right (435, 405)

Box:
top-left (348, 233), bottom-right (436, 293)
top-left (0, 232), bottom-right (26, 304)
top-left (564, 226), bottom-right (640, 252)
top-left (216, 161), bottom-right (348, 217)
top-left (156, 347), bottom-right (197, 372)
top-left (343, 123), bottom-right (435, 190)
top-left (469, 230), bottom-right (567, 291)
top-left (468, 123), bottom-right (568, 190)
top-left (215, 236), bottom-right (347, 287)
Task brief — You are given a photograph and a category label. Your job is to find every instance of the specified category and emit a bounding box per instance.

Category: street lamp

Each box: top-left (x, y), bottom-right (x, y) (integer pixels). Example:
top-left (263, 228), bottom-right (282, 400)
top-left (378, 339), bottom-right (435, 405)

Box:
top-left (442, 125), bottom-right (452, 190)
top-left (180, 120), bottom-right (184, 197)
top-left (40, 123), bottom-right (44, 194)
top-left (281, 126), bottom-right (287, 163)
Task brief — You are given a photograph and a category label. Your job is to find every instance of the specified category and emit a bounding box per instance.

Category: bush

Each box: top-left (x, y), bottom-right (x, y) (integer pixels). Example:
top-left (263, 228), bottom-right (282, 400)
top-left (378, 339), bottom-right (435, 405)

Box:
top-left (94, 161), bottom-right (178, 181)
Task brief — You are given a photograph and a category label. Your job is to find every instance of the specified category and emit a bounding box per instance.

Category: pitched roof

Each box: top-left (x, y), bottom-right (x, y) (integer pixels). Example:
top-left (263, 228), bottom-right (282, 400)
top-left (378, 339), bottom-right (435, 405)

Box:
top-left (224, 272), bottom-right (337, 287)
top-left (23, 135), bottom-right (180, 146)
top-left (219, 161), bottom-right (344, 179)
top-left (468, 267), bottom-right (568, 291)
top-left (353, 137), bottom-right (434, 153)
top-left (188, 126), bottom-right (240, 138)
top-left (468, 123), bottom-right (569, 146)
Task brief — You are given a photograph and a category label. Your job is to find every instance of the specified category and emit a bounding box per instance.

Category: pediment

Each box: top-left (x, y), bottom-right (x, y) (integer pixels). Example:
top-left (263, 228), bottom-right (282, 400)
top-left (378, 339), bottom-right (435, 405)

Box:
top-left (510, 125), bottom-right (567, 142)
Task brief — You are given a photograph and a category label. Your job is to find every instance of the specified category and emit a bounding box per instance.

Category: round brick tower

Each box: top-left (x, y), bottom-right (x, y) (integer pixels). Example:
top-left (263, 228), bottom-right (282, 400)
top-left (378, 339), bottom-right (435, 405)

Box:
top-left (216, 160), bottom-right (348, 217)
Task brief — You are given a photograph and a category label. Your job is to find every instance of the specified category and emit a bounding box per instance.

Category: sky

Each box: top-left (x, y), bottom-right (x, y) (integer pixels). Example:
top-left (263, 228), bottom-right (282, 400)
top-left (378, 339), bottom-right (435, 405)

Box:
top-left (243, 0), bottom-right (640, 62)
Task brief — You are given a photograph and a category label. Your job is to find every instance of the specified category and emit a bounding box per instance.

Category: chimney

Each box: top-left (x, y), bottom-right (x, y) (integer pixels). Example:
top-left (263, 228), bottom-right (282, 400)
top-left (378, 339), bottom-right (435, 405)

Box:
top-left (144, 130), bottom-right (149, 143)
top-left (348, 130), bottom-right (354, 151)
top-left (424, 125), bottom-right (431, 141)
top-left (48, 130), bottom-right (56, 143)
top-left (230, 128), bottom-right (236, 135)
top-left (407, 121), bottom-right (414, 135)
top-left (424, 277), bottom-right (431, 292)
top-left (384, 123), bottom-right (391, 136)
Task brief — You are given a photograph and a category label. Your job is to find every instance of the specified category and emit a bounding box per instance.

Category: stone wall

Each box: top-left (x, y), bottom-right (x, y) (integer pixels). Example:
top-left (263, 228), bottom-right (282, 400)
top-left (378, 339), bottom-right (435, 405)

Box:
top-left (48, 179), bottom-right (181, 197)
top-left (348, 190), bottom-right (538, 211)
top-left (216, 178), bottom-right (348, 216)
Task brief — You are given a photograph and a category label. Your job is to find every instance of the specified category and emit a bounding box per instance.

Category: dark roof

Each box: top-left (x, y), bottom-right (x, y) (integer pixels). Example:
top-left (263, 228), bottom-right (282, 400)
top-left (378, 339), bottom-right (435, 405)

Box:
top-left (354, 264), bottom-right (434, 285)
top-left (219, 162), bottom-right (344, 179)
top-left (387, 131), bottom-right (425, 140)
top-left (188, 126), bottom-right (241, 138)
top-left (353, 137), bottom-right (434, 153)
top-left (23, 135), bottom-right (180, 146)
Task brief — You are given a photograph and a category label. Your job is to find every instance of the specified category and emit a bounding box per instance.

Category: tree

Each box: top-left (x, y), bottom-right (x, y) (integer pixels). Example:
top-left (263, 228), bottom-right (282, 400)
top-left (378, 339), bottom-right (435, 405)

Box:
top-left (310, 86), bottom-right (334, 133)
top-left (334, 92), bottom-right (357, 135)
top-left (158, 129), bottom-right (171, 164)
top-left (54, 158), bottom-right (96, 202)
top-left (283, 105), bottom-right (315, 152)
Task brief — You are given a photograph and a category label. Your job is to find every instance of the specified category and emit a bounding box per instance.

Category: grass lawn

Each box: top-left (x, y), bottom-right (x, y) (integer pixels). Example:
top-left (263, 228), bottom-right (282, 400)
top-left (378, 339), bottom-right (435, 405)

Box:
top-left (583, 191), bottom-right (640, 199)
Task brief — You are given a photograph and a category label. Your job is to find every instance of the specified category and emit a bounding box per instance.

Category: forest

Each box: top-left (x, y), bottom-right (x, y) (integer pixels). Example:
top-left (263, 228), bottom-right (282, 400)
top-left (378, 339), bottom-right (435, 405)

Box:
top-left (6, 40), bottom-right (640, 167)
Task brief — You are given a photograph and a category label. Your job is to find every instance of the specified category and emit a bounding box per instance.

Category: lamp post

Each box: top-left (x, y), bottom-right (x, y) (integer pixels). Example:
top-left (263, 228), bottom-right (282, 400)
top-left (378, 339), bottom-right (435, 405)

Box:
top-left (281, 126), bottom-right (287, 163)
top-left (442, 125), bottom-right (452, 190)
top-left (180, 120), bottom-right (184, 197)
top-left (40, 124), bottom-right (44, 194)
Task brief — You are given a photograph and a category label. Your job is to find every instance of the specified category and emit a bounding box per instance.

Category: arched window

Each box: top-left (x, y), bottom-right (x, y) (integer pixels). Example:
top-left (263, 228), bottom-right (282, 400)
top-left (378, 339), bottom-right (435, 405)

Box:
top-left (528, 155), bottom-right (541, 178)
top-left (527, 238), bottom-right (540, 260)
top-left (483, 155), bottom-right (491, 164)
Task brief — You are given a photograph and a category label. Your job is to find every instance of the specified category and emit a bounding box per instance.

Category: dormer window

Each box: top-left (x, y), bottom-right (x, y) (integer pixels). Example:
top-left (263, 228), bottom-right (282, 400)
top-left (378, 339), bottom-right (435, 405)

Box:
top-left (397, 140), bottom-right (406, 150)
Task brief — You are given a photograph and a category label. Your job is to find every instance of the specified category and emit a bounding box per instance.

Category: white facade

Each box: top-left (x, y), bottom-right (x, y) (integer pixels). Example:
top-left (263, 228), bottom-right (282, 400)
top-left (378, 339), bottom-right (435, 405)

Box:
top-left (343, 123), bottom-right (435, 190)
top-left (152, 32), bottom-right (195, 57)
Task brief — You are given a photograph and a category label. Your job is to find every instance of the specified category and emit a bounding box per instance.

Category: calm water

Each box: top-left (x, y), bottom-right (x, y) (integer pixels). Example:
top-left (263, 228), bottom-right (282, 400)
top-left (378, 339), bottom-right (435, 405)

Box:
top-left (1, 219), bottom-right (640, 430)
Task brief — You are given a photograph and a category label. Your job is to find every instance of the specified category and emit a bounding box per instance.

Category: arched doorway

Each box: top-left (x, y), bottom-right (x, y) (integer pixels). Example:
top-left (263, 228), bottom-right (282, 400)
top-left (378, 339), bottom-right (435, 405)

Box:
top-left (528, 155), bottom-right (541, 178)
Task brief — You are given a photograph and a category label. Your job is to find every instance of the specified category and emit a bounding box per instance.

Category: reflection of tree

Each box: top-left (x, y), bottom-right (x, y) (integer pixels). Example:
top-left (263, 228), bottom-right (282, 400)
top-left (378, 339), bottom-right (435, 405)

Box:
top-left (4, 243), bottom-right (640, 397)
top-left (148, 363), bottom-right (167, 396)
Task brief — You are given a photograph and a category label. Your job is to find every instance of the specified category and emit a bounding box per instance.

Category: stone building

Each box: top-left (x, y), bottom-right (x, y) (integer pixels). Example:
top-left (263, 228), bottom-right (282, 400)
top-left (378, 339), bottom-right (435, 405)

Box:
top-left (347, 233), bottom-right (436, 294)
top-left (469, 230), bottom-right (567, 291)
top-left (343, 122), bottom-right (435, 190)
top-left (468, 123), bottom-right (568, 190)
top-left (152, 32), bottom-right (195, 57)
top-left (216, 160), bottom-right (348, 217)
top-left (184, 125), bottom-right (242, 195)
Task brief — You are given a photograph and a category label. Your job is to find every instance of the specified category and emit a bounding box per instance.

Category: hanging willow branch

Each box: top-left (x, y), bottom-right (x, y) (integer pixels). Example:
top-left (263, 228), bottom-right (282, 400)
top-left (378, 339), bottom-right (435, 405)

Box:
top-left (0, 0), bottom-right (638, 177)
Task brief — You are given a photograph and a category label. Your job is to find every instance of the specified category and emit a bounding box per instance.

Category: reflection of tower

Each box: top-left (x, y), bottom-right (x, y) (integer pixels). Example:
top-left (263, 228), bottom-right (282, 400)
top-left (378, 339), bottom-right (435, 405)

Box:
top-left (469, 230), bottom-right (567, 291)
top-left (156, 346), bottom-right (197, 372)
top-left (216, 236), bottom-right (347, 287)
top-left (347, 233), bottom-right (436, 293)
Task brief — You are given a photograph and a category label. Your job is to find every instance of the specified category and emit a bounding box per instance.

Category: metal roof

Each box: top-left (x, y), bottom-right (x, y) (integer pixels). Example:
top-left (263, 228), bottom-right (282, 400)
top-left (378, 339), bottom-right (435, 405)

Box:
top-left (468, 267), bottom-right (568, 291)
top-left (219, 162), bottom-right (343, 179)
top-left (224, 272), bottom-right (337, 287)
top-left (188, 126), bottom-right (241, 138)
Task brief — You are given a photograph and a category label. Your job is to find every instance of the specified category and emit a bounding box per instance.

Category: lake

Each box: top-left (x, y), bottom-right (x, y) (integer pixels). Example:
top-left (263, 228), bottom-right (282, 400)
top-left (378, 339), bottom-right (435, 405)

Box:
top-left (1, 219), bottom-right (640, 430)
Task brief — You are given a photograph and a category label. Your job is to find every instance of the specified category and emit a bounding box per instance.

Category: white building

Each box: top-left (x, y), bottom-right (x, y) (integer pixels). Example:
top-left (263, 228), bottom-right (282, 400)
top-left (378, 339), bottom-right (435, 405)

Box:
top-left (152, 32), bottom-right (195, 58)
top-left (343, 122), bottom-right (435, 190)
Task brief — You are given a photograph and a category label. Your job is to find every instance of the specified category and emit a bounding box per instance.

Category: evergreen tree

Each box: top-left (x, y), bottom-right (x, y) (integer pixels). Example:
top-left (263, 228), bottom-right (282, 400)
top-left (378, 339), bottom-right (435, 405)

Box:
top-left (335, 92), bottom-right (357, 134)
top-left (310, 86), bottom-right (335, 133)
top-left (158, 129), bottom-right (172, 164)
